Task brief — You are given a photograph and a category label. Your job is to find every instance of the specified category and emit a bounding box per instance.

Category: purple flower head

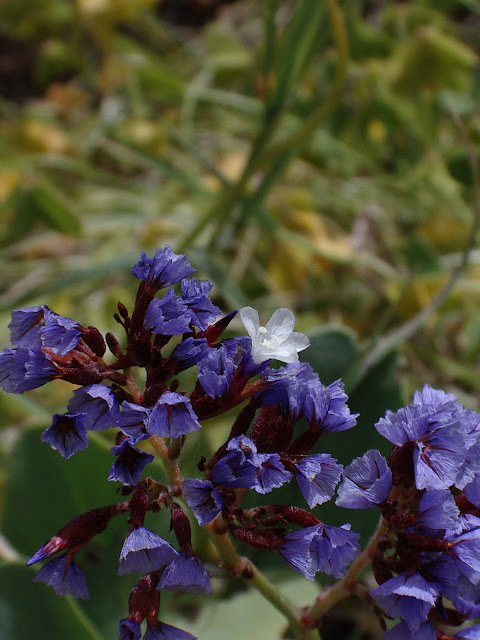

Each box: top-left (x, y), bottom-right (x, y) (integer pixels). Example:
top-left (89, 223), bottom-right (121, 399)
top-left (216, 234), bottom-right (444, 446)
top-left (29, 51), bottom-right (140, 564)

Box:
top-left (144, 621), bottom-right (197, 640)
top-left (384, 621), bottom-right (436, 640)
top-left (41, 412), bottom-right (89, 458)
top-left (335, 449), bottom-right (392, 509)
top-left (120, 618), bottom-right (141, 640)
top-left (183, 479), bottom-right (224, 526)
top-left (9, 305), bottom-right (54, 349)
top-left (158, 546), bottom-right (211, 594)
top-left (446, 514), bottom-right (480, 583)
top-left (108, 439), bottom-right (154, 485)
top-left (209, 448), bottom-right (257, 489)
top-left (33, 554), bottom-right (88, 599)
top-left (465, 475), bottom-right (480, 508)
top-left (131, 246), bottom-right (195, 291)
top-left (221, 335), bottom-right (251, 362)
top-left (276, 361), bottom-right (319, 421)
top-left (251, 452), bottom-right (292, 494)
top-left (236, 349), bottom-right (270, 379)
top-left (149, 392), bottom-right (201, 437)
top-left (253, 365), bottom-right (297, 408)
top-left (0, 348), bottom-right (60, 394)
top-left (119, 402), bottom-right (152, 443)
top-left (437, 569), bottom-right (480, 620)
top-left (415, 424), bottom-right (466, 491)
top-left (303, 379), bottom-right (358, 433)
top-left (227, 435), bottom-right (258, 455)
top-left (456, 408), bottom-right (480, 489)
top-left (370, 572), bottom-right (438, 632)
top-left (412, 384), bottom-right (461, 416)
top-left (40, 314), bottom-right (82, 356)
top-left (212, 435), bottom-right (291, 493)
top-left (144, 289), bottom-right (192, 336)
top-left (180, 277), bottom-right (221, 331)
top-left (169, 338), bottom-right (210, 370)
top-left (24, 348), bottom-right (61, 388)
top-left (276, 526), bottom-right (319, 580)
top-left (0, 348), bottom-right (23, 392)
top-left (376, 404), bottom-right (432, 445)
top-left (9, 306), bottom-right (83, 356)
top-left (415, 490), bottom-right (459, 533)
top-left (376, 394), bottom-right (467, 490)
top-left (311, 523), bottom-right (360, 578)
top-left (68, 384), bottom-right (121, 431)
top-left (118, 526), bottom-right (179, 575)
top-left (295, 454), bottom-right (343, 508)
top-left (197, 346), bottom-right (234, 399)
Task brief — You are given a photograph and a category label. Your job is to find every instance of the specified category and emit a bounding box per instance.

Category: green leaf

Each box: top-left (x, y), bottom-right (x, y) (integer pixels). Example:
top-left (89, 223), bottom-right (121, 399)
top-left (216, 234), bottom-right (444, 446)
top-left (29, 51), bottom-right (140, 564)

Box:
top-left (31, 180), bottom-right (82, 235)
top-left (271, 1), bottom-right (326, 110)
top-left (303, 326), bottom-right (404, 438)
top-left (349, 351), bottom-right (404, 444)
top-left (0, 564), bottom-right (102, 640)
top-left (302, 326), bottom-right (359, 385)
top-left (402, 235), bottom-right (440, 274)
top-left (1, 187), bottom-right (37, 244)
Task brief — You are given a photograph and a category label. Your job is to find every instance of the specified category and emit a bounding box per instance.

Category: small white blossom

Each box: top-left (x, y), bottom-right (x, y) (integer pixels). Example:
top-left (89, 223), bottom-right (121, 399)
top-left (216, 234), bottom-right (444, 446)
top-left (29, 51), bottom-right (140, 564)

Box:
top-left (240, 306), bottom-right (310, 364)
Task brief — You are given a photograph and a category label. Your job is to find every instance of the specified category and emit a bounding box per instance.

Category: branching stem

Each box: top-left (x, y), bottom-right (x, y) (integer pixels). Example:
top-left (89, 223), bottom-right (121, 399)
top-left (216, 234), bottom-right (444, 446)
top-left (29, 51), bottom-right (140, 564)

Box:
top-left (302, 516), bottom-right (388, 628)
top-left (204, 522), bottom-right (320, 640)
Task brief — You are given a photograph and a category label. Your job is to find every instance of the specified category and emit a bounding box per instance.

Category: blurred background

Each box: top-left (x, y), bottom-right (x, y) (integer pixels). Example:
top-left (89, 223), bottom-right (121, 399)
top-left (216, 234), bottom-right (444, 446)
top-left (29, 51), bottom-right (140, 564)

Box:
top-left (0, 1), bottom-right (480, 638)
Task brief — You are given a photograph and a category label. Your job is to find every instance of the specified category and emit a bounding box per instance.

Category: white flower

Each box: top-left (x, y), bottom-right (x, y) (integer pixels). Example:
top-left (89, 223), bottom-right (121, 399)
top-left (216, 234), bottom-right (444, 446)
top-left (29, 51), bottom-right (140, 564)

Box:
top-left (240, 306), bottom-right (310, 364)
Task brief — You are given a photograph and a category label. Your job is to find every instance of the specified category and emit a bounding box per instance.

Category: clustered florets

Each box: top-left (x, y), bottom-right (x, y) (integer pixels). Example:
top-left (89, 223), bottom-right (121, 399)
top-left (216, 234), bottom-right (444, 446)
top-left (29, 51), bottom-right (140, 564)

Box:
top-left (2, 246), bottom-right (480, 640)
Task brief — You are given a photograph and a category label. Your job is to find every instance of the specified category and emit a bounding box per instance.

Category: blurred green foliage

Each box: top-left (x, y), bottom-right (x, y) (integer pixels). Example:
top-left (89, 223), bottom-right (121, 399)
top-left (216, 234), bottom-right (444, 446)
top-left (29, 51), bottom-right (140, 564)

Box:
top-left (1, 1), bottom-right (480, 638)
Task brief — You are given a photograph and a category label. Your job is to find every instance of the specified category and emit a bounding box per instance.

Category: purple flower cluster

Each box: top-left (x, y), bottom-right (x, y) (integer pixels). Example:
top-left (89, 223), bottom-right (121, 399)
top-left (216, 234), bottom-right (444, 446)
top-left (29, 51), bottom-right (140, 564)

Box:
top-left (336, 385), bottom-right (480, 638)
top-left (1, 246), bottom-right (360, 638)
top-left (5, 246), bottom-right (479, 640)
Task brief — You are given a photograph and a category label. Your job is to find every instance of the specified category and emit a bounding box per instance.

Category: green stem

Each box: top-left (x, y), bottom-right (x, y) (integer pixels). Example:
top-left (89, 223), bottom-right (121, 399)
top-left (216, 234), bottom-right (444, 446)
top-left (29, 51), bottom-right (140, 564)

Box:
top-left (247, 566), bottom-right (319, 640)
top-left (302, 516), bottom-right (388, 627)
top-left (123, 368), bottom-right (141, 403)
top-left (204, 523), bottom-right (319, 640)
top-left (65, 596), bottom-right (103, 640)
top-left (149, 435), bottom-right (183, 494)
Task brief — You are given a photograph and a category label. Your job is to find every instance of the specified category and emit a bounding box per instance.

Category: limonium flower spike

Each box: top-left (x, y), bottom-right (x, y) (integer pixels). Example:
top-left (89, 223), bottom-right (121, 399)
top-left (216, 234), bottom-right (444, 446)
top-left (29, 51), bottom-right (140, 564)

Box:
top-left (11, 246), bottom-right (480, 640)
top-left (239, 306), bottom-right (310, 364)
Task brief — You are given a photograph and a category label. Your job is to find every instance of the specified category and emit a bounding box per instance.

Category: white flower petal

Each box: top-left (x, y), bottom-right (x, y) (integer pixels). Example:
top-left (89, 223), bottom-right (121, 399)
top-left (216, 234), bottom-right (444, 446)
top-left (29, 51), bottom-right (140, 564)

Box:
top-left (267, 345), bottom-right (300, 363)
top-left (251, 346), bottom-right (272, 364)
top-left (265, 308), bottom-right (295, 340)
top-left (240, 307), bottom-right (259, 339)
top-left (286, 332), bottom-right (310, 351)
